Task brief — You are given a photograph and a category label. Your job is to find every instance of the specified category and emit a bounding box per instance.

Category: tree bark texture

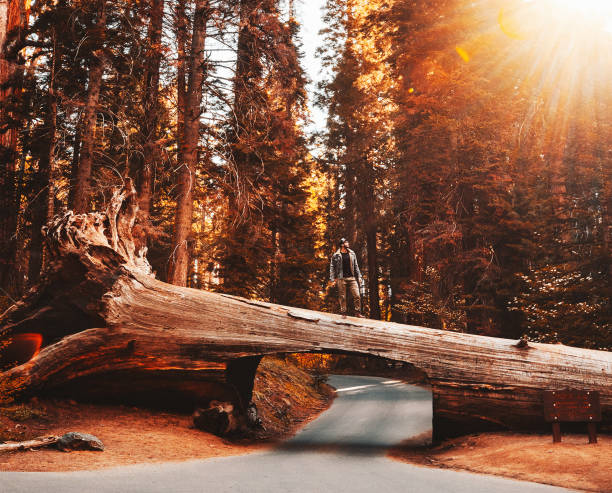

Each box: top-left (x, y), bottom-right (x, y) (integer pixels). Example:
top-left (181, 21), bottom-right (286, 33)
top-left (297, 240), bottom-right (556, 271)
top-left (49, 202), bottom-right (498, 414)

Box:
top-left (363, 165), bottom-right (380, 319)
top-left (28, 28), bottom-right (59, 284)
top-left (67, 116), bottom-right (82, 209)
top-left (167, 0), bottom-right (209, 286)
top-left (1, 186), bottom-right (611, 440)
top-left (174, 0), bottom-right (188, 163)
top-left (0, 0), bottom-right (28, 292)
top-left (136, 0), bottom-right (165, 219)
top-left (71, 0), bottom-right (108, 214)
top-left (0, 0), bottom-right (27, 151)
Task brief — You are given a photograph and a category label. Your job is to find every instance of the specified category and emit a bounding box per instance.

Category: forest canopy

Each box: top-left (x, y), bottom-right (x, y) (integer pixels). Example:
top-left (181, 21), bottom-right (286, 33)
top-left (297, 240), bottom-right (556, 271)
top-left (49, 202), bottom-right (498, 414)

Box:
top-left (1, 0), bottom-right (611, 350)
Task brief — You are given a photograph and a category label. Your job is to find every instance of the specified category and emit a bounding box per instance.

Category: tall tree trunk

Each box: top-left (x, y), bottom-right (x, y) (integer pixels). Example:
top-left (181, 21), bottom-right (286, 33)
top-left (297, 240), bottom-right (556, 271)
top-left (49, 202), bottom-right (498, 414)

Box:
top-left (137, 0), bottom-right (165, 218)
top-left (389, 229), bottom-right (409, 322)
top-left (343, 164), bottom-right (358, 249)
top-left (167, 0), bottom-right (209, 286)
top-left (175, 0), bottom-right (188, 167)
top-left (0, 0), bottom-right (28, 294)
top-left (28, 110), bottom-right (57, 283)
top-left (600, 128), bottom-right (612, 316)
top-left (0, 0), bottom-right (26, 151)
top-left (67, 116), bottom-right (82, 208)
top-left (71, 0), bottom-right (108, 214)
top-left (28, 29), bottom-right (59, 284)
top-left (360, 158), bottom-right (380, 319)
top-left (28, 164), bottom-right (49, 284)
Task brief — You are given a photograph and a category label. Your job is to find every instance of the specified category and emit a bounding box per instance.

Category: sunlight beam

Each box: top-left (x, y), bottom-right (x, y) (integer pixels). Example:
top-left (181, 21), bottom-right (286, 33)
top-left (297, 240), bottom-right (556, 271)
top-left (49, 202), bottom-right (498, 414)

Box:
top-left (552, 0), bottom-right (612, 15)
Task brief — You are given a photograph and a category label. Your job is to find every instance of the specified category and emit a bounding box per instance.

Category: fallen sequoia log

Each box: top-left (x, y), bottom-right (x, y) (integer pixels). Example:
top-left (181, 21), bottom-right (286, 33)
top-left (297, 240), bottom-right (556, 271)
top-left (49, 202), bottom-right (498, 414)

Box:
top-left (1, 182), bottom-right (611, 440)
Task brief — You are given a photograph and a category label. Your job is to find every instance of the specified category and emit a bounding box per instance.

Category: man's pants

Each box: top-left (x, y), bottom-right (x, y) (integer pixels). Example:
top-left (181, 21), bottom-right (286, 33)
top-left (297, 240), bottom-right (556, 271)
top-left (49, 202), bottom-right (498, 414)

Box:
top-left (337, 277), bottom-right (361, 314)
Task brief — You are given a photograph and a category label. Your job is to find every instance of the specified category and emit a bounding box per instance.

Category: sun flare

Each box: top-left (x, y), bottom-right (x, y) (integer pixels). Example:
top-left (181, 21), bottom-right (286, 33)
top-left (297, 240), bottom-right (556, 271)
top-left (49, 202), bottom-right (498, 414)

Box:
top-left (551, 0), bottom-right (612, 15)
top-left (516, 0), bottom-right (612, 34)
top-left (499, 0), bottom-right (612, 42)
top-left (451, 0), bottom-right (612, 154)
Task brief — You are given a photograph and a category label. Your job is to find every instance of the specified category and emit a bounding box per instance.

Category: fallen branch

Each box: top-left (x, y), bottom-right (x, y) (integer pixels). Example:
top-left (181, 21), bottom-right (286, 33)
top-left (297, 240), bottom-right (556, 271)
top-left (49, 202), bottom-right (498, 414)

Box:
top-left (0, 435), bottom-right (59, 452)
top-left (0, 432), bottom-right (104, 452)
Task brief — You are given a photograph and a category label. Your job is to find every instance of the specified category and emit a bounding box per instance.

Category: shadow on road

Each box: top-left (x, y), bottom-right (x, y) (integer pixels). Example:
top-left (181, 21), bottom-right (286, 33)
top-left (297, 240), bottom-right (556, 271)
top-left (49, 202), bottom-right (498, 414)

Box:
top-left (275, 430), bottom-right (433, 457)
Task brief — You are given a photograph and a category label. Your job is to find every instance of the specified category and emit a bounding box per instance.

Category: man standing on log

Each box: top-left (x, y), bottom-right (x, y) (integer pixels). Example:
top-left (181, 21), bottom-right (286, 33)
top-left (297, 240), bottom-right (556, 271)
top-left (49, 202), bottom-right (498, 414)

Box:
top-left (330, 238), bottom-right (364, 318)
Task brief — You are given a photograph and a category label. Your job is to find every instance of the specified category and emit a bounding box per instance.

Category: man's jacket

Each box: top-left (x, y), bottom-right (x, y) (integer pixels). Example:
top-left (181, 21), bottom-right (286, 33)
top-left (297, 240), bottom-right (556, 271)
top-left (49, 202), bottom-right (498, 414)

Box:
top-left (329, 248), bottom-right (362, 283)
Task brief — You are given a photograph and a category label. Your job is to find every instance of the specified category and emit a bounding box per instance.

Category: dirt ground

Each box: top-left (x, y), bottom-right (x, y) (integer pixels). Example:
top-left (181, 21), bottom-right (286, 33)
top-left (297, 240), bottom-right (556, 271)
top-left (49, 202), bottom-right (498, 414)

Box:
top-left (0, 400), bottom-right (267, 472)
top-left (0, 357), bottom-right (334, 472)
top-left (389, 431), bottom-right (612, 492)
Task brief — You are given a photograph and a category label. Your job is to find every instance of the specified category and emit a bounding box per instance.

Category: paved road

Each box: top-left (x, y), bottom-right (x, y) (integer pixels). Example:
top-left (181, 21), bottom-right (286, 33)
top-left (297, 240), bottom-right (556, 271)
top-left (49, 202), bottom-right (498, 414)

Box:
top-left (1, 375), bottom-right (574, 493)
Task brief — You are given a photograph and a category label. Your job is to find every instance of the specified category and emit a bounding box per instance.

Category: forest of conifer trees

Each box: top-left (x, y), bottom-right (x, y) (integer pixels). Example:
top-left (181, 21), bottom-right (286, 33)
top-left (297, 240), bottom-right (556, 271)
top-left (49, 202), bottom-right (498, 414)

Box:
top-left (1, 0), bottom-right (611, 350)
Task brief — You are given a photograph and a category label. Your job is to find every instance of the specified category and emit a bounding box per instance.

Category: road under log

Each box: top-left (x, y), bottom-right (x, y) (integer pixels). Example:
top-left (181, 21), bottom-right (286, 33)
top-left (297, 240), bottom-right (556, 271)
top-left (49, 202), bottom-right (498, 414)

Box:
top-left (1, 183), bottom-right (611, 440)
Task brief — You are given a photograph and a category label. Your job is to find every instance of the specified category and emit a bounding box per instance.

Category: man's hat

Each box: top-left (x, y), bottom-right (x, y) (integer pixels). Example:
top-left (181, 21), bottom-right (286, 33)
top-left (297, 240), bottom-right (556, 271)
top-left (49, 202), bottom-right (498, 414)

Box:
top-left (338, 237), bottom-right (347, 246)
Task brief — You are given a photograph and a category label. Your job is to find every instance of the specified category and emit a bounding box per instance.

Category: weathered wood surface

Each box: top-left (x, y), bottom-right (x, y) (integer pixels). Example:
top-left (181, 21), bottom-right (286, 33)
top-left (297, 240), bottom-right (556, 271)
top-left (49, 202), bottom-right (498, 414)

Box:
top-left (0, 432), bottom-right (104, 452)
top-left (1, 184), bottom-right (611, 439)
top-left (0, 436), bottom-right (59, 452)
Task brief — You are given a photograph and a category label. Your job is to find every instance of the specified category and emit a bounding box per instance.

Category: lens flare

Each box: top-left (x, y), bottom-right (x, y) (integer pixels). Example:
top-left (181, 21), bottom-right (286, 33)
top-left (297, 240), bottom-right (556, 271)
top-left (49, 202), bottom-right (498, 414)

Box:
top-left (498, 8), bottom-right (528, 40)
top-left (455, 46), bottom-right (471, 62)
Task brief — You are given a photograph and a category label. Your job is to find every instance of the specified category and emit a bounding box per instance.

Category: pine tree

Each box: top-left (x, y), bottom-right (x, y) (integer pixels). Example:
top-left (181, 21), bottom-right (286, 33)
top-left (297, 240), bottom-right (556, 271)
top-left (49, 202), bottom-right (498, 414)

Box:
top-left (216, 0), bottom-right (319, 305)
top-left (167, 0), bottom-right (210, 286)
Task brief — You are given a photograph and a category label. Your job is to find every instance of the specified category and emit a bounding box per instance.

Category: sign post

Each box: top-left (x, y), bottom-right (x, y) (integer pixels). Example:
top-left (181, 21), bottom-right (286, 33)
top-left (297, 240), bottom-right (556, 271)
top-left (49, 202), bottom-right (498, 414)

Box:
top-left (543, 390), bottom-right (601, 443)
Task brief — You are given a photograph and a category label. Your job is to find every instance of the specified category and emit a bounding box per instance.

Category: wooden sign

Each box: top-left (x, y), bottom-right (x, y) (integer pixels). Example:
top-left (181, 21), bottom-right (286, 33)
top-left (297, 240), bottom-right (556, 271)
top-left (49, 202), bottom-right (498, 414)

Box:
top-left (543, 390), bottom-right (601, 443)
top-left (543, 390), bottom-right (601, 422)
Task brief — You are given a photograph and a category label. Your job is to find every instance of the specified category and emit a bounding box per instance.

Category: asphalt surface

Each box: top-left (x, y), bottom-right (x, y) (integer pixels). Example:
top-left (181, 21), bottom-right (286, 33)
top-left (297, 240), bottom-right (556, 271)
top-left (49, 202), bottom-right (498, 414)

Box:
top-left (0, 375), bottom-right (574, 493)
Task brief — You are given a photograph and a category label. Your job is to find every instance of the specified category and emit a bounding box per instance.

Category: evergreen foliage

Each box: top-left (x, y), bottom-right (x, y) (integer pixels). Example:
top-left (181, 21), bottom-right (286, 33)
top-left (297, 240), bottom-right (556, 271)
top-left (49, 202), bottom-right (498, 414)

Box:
top-left (1, 0), bottom-right (611, 349)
